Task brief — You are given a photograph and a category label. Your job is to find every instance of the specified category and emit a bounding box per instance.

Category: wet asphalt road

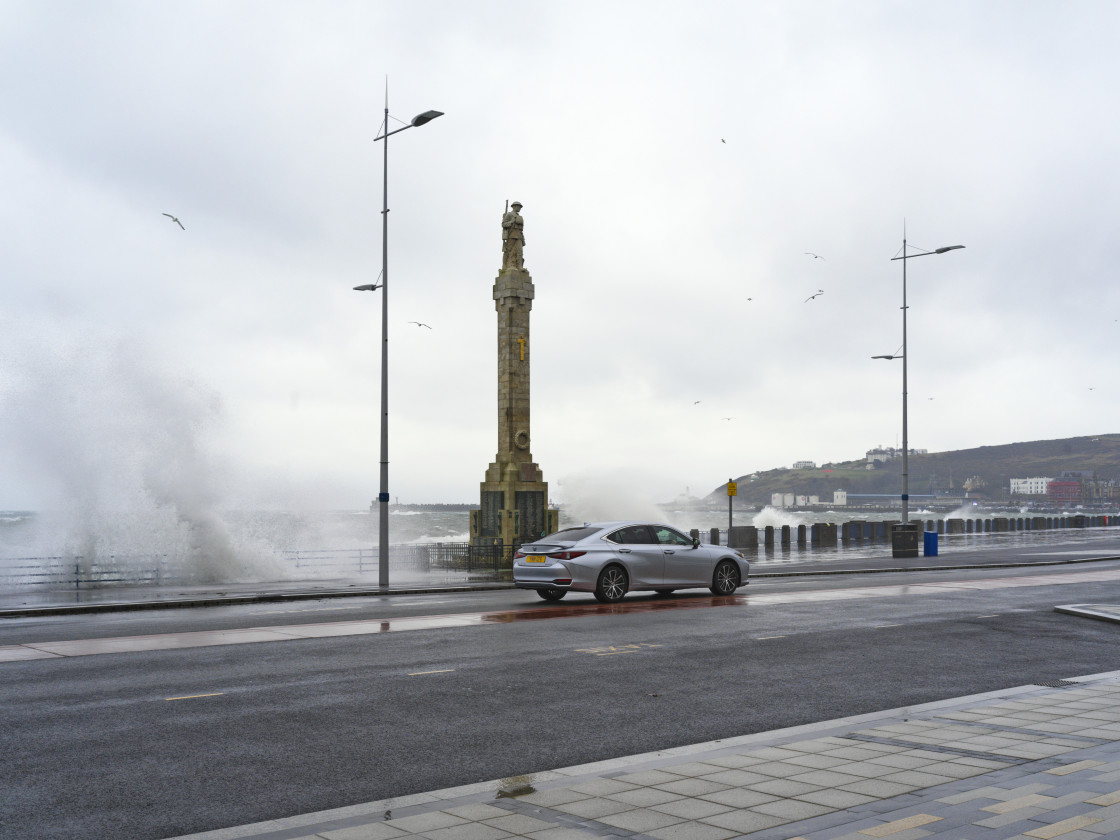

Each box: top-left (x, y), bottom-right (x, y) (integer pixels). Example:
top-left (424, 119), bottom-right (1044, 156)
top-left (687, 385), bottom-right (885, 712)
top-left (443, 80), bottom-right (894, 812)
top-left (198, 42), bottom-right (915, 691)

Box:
top-left (2, 561), bottom-right (1120, 839)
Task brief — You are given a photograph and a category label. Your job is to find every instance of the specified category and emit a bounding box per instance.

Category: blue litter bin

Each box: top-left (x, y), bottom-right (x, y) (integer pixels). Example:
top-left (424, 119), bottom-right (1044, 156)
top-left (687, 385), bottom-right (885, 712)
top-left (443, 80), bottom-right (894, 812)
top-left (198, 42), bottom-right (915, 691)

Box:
top-left (923, 530), bottom-right (938, 556)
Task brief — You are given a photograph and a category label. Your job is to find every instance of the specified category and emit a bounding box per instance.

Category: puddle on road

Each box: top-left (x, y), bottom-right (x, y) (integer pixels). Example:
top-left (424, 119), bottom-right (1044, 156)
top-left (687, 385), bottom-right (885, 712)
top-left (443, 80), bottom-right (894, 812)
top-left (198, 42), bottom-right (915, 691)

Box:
top-left (336, 595), bottom-right (749, 635)
top-left (478, 594), bottom-right (745, 625)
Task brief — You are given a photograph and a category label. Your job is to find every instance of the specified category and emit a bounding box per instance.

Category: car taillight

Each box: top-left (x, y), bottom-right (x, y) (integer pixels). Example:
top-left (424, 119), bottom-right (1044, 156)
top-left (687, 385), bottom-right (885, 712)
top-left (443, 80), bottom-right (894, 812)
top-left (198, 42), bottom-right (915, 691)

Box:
top-left (553, 551), bottom-right (585, 560)
top-left (514, 550), bottom-right (525, 558)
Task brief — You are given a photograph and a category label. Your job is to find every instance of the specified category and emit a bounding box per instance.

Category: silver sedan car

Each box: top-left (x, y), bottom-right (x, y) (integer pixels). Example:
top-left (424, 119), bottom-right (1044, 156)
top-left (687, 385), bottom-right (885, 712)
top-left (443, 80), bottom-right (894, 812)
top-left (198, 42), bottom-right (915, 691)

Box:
top-left (513, 521), bottom-right (749, 603)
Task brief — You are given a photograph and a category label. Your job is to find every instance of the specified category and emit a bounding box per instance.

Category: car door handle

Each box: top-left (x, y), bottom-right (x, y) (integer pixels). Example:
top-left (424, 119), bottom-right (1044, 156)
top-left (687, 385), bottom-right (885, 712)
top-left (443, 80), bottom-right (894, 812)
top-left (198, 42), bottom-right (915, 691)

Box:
top-left (618, 548), bottom-right (632, 553)
top-left (664, 550), bottom-right (675, 554)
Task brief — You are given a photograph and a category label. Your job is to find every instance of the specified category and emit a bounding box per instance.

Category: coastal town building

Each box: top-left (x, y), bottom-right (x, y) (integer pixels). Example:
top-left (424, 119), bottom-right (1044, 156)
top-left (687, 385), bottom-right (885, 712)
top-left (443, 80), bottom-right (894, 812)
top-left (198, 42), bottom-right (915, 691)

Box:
top-left (1010, 477), bottom-right (1052, 496)
top-left (1048, 480), bottom-right (1082, 505)
top-left (866, 445), bottom-right (928, 466)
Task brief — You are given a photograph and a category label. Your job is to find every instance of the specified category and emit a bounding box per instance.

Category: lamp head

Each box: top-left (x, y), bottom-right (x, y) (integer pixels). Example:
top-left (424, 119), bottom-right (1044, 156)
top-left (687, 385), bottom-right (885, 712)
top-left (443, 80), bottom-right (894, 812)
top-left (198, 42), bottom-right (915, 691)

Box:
top-left (934, 245), bottom-right (965, 254)
top-left (353, 284), bottom-right (382, 291)
top-left (411, 110), bottom-right (444, 127)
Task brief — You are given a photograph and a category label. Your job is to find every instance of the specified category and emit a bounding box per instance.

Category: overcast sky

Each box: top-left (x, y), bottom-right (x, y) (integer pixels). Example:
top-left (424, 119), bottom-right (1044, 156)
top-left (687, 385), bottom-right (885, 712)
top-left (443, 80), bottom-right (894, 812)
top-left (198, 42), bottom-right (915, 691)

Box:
top-left (2, 0), bottom-right (1118, 513)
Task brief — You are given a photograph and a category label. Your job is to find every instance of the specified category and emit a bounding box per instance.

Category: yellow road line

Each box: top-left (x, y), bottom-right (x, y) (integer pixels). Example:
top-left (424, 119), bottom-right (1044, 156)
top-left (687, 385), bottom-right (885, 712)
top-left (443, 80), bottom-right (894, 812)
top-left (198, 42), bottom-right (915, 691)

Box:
top-left (409, 669), bottom-right (456, 676)
top-left (165, 692), bottom-right (225, 701)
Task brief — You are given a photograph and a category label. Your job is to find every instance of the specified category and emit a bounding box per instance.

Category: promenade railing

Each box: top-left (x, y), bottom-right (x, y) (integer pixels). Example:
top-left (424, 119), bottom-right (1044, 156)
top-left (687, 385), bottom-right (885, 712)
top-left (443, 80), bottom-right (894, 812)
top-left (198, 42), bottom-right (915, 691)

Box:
top-left (2, 516), bottom-right (1116, 593)
top-left (0, 542), bottom-right (518, 592)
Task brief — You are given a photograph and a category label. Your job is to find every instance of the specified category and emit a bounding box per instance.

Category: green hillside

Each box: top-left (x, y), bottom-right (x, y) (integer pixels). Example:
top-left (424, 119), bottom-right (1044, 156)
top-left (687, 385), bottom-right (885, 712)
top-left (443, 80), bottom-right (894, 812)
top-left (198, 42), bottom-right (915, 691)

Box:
top-left (713, 434), bottom-right (1120, 505)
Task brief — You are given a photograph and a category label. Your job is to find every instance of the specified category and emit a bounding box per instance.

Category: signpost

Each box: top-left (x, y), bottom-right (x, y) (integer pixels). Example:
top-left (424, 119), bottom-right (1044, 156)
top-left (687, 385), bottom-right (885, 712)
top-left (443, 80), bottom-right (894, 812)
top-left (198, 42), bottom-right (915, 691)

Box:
top-left (727, 478), bottom-right (737, 535)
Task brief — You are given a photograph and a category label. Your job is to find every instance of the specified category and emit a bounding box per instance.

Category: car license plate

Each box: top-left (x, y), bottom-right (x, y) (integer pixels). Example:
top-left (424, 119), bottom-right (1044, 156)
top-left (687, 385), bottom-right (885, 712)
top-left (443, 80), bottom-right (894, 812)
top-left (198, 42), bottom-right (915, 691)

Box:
top-left (525, 555), bottom-right (547, 563)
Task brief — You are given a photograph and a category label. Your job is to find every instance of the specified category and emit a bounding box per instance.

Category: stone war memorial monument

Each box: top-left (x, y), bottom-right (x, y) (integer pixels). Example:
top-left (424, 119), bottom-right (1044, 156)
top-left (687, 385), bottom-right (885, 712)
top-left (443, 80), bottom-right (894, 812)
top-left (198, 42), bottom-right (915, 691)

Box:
top-left (470, 201), bottom-right (559, 550)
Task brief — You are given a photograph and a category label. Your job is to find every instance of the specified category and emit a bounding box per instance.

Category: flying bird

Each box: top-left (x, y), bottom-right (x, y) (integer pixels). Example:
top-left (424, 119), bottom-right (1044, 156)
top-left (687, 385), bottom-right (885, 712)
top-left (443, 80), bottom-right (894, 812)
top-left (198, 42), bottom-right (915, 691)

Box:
top-left (722, 417), bottom-right (734, 421)
top-left (162, 213), bottom-right (185, 230)
top-left (408, 321), bottom-right (432, 329)
top-left (721, 138), bottom-right (726, 144)
top-left (804, 252), bottom-right (824, 260)
top-left (805, 290), bottom-right (824, 302)
top-left (693, 400), bottom-right (701, 405)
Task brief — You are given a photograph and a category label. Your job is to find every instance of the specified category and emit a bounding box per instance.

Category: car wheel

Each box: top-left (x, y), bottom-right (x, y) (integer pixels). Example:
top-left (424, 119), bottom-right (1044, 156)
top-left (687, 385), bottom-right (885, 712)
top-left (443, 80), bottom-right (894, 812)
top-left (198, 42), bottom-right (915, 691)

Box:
top-left (653, 589), bottom-right (675, 597)
top-left (594, 565), bottom-right (629, 603)
top-left (710, 560), bottom-right (740, 595)
top-left (537, 587), bottom-right (566, 601)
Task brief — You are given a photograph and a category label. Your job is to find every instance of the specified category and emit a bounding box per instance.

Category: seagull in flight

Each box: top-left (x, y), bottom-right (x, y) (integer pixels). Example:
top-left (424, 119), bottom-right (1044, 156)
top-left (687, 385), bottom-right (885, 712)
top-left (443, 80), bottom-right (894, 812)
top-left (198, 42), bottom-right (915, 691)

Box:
top-left (721, 138), bottom-right (726, 144)
top-left (722, 416), bottom-right (734, 421)
top-left (805, 290), bottom-right (824, 302)
top-left (804, 252), bottom-right (824, 260)
top-left (162, 213), bottom-right (185, 230)
top-left (693, 400), bottom-right (701, 405)
top-left (408, 321), bottom-right (432, 329)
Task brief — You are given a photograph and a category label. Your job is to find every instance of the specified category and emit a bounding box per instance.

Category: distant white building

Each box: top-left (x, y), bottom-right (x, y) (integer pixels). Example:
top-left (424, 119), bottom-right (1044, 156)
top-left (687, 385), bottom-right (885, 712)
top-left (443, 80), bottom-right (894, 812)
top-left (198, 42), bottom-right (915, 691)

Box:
top-left (773, 493), bottom-right (823, 507)
top-left (834, 490), bottom-right (848, 506)
top-left (867, 446), bottom-right (894, 464)
top-left (1011, 477), bottom-right (1052, 496)
top-left (793, 460), bottom-right (816, 470)
top-left (867, 445), bottom-right (928, 465)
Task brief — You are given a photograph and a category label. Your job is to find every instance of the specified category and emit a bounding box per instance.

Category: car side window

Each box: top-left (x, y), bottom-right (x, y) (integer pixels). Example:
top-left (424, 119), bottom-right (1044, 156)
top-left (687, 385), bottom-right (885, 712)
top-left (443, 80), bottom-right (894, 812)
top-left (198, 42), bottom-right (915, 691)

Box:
top-left (655, 527), bottom-right (693, 546)
top-left (606, 525), bottom-right (658, 544)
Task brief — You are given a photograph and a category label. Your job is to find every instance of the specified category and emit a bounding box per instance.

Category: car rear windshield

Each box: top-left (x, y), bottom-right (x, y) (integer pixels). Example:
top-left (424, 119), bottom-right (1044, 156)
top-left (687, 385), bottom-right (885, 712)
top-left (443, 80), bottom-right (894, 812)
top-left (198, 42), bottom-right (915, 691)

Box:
top-left (543, 526), bottom-right (601, 542)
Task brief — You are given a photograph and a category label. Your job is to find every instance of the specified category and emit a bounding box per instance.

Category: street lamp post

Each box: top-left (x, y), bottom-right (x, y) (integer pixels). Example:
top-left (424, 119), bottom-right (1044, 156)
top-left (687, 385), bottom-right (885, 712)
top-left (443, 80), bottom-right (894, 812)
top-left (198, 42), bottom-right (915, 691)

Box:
top-left (354, 100), bottom-right (443, 592)
top-left (879, 236), bottom-right (964, 528)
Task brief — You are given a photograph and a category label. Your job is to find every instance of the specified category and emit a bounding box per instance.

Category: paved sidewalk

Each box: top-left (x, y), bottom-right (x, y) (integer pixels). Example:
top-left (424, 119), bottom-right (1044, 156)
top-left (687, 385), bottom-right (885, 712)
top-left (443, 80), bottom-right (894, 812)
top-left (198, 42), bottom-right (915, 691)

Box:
top-left (169, 660), bottom-right (1120, 840)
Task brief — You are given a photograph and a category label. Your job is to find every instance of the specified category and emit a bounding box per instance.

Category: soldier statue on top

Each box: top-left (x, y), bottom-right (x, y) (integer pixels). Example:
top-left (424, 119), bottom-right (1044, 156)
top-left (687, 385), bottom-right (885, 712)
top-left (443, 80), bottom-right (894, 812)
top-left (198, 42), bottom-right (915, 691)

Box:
top-left (501, 201), bottom-right (525, 271)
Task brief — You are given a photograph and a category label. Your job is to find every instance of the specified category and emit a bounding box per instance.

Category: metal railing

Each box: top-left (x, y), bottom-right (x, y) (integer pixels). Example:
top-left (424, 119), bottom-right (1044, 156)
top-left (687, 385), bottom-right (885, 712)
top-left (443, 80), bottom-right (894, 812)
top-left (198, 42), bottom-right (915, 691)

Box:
top-left (0, 543), bottom-right (518, 592)
top-left (281, 543), bottom-right (515, 580)
top-left (0, 556), bottom-right (170, 591)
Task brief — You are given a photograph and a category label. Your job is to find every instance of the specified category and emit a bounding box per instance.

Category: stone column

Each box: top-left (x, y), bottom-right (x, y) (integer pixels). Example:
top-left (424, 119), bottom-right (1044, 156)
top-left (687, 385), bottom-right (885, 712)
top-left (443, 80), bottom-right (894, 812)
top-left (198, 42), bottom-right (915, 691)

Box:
top-left (470, 202), bottom-right (558, 549)
top-left (728, 526), bottom-right (758, 549)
